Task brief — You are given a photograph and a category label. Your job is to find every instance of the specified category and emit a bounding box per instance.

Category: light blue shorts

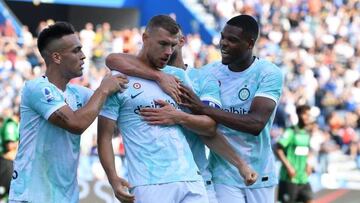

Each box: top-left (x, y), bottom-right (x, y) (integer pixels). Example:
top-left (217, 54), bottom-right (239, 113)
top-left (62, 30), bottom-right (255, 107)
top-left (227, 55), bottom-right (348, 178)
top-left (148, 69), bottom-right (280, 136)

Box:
top-left (132, 181), bottom-right (208, 203)
top-left (214, 183), bottom-right (275, 203)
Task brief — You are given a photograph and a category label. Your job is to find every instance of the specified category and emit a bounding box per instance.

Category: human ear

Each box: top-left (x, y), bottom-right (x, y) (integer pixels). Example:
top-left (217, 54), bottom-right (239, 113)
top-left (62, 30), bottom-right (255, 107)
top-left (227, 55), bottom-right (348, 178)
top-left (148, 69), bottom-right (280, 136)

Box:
top-left (52, 52), bottom-right (62, 64)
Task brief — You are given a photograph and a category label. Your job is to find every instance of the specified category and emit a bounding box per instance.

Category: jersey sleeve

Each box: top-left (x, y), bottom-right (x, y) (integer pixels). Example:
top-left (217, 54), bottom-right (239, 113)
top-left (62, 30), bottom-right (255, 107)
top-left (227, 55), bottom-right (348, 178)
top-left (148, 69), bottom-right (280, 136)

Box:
top-left (199, 72), bottom-right (222, 109)
top-left (24, 81), bottom-right (66, 120)
top-left (278, 128), bottom-right (294, 148)
top-left (99, 93), bottom-right (122, 121)
top-left (255, 67), bottom-right (284, 104)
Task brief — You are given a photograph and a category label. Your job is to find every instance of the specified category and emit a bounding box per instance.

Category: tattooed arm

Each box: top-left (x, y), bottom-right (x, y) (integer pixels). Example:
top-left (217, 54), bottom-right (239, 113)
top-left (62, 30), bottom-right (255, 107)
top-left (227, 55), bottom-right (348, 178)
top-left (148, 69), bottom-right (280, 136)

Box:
top-left (48, 73), bottom-right (128, 134)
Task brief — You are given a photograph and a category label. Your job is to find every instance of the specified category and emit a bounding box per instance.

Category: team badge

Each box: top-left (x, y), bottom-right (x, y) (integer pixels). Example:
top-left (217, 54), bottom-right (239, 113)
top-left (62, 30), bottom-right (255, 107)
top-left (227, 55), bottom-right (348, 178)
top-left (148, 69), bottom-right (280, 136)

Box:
top-left (43, 87), bottom-right (55, 102)
top-left (238, 87), bottom-right (250, 101)
top-left (133, 83), bottom-right (141, 89)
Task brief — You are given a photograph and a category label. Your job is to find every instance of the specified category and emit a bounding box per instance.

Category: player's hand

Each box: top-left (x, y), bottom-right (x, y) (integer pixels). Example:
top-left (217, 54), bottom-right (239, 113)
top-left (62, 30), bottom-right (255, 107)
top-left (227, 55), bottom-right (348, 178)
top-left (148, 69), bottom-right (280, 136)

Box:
top-left (2, 150), bottom-right (17, 161)
top-left (140, 99), bottom-right (180, 125)
top-left (156, 72), bottom-right (181, 103)
top-left (99, 72), bottom-right (128, 95)
top-left (179, 84), bottom-right (205, 114)
top-left (110, 177), bottom-right (134, 203)
top-left (238, 165), bottom-right (258, 186)
top-left (286, 165), bottom-right (296, 179)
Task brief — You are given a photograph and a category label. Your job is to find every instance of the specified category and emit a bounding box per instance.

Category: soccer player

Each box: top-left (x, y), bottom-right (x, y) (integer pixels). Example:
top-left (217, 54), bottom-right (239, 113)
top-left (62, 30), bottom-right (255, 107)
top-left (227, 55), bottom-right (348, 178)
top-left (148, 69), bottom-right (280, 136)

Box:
top-left (106, 29), bottom-right (258, 203)
top-left (179, 15), bottom-right (284, 203)
top-left (275, 105), bottom-right (315, 203)
top-left (8, 22), bottom-right (128, 203)
top-left (97, 15), bottom-right (209, 203)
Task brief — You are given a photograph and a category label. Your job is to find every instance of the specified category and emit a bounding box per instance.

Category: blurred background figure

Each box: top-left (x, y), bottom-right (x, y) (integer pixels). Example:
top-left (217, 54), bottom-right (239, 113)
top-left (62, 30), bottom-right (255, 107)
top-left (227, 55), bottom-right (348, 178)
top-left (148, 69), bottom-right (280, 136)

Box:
top-left (0, 112), bottom-right (19, 202)
top-left (275, 105), bottom-right (315, 203)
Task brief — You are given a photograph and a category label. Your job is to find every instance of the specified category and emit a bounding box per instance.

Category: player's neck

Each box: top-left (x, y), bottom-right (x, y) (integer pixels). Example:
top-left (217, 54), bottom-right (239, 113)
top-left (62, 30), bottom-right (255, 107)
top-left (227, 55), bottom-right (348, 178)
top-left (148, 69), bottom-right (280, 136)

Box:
top-left (137, 50), bottom-right (159, 70)
top-left (229, 55), bottom-right (255, 72)
top-left (45, 66), bottom-right (69, 91)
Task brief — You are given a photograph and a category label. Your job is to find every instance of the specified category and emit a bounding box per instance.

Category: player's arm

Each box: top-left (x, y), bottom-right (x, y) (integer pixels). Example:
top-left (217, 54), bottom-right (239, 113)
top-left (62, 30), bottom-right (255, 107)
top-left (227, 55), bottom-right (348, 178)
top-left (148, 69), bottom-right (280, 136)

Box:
top-left (140, 100), bottom-right (216, 136)
top-left (180, 85), bottom-right (276, 136)
top-left (48, 73), bottom-right (128, 134)
top-left (106, 53), bottom-right (163, 80)
top-left (106, 53), bottom-right (181, 102)
top-left (171, 112), bottom-right (217, 137)
top-left (97, 115), bottom-right (134, 202)
top-left (274, 142), bottom-right (296, 178)
top-left (203, 96), bottom-right (274, 135)
top-left (200, 132), bottom-right (257, 185)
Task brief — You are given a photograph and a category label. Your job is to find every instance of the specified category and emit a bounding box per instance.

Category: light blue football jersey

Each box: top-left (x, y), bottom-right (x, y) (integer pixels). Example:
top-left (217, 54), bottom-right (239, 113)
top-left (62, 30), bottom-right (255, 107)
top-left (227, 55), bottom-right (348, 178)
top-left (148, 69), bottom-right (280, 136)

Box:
top-left (100, 65), bottom-right (203, 187)
top-left (203, 58), bottom-right (284, 188)
top-left (9, 76), bottom-right (93, 203)
top-left (184, 67), bottom-right (221, 182)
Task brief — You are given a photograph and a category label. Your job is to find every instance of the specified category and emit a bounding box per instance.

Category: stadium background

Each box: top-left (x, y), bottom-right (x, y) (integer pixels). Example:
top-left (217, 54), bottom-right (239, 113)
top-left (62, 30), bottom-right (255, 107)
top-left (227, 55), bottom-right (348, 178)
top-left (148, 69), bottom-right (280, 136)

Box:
top-left (1, 0), bottom-right (360, 202)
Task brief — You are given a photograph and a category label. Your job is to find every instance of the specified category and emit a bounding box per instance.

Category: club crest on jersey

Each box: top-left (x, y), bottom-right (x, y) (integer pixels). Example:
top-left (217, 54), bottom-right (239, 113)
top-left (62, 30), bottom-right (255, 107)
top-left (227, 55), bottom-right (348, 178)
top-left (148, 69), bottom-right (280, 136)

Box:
top-left (238, 87), bottom-right (250, 101)
top-left (43, 87), bottom-right (54, 102)
top-left (133, 82), bottom-right (141, 89)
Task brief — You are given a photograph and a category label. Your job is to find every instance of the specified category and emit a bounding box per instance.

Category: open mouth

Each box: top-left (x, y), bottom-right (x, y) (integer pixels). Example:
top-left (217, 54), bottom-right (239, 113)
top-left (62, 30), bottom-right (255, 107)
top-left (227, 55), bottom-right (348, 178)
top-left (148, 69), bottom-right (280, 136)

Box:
top-left (221, 49), bottom-right (230, 57)
top-left (221, 49), bottom-right (229, 54)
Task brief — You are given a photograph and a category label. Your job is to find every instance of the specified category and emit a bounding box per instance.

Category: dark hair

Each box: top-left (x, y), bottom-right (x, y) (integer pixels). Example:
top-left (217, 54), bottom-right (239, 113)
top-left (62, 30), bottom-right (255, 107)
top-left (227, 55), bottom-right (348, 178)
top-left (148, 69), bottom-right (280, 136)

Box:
top-left (226, 15), bottom-right (259, 41)
top-left (37, 21), bottom-right (75, 55)
top-left (296, 105), bottom-right (311, 116)
top-left (146, 15), bottom-right (179, 35)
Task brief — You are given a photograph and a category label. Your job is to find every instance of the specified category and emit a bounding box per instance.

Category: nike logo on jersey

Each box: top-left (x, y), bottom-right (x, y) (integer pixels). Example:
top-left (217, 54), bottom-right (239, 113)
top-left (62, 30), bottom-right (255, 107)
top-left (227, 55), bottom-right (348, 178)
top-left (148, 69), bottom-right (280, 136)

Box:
top-left (131, 91), bottom-right (144, 99)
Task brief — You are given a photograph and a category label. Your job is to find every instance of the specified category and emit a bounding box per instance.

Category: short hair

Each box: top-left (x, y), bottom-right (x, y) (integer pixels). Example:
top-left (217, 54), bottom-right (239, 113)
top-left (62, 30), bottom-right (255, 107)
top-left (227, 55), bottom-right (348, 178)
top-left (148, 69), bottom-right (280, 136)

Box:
top-left (296, 105), bottom-right (311, 116)
top-left (226, 15), bottom-right (259, 41)
top-left (37, 21), bottom-right (75, 56)
top-left (145, 15), bottom-right (180, 35)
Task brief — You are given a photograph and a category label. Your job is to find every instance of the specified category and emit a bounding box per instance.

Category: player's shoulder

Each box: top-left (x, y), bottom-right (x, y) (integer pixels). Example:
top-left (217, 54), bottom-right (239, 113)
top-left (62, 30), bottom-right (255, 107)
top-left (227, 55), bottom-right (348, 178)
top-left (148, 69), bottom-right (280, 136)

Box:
top-left (161, 65), bottom-right (187, 80)
top-left (24, 76), bottom-right (51, 91)
top-left (256, 58), bottom-right (281, 73)
top-left (190, 66), bottom-right (217, 82)
top-left (68, 84), bottom-right (93, 102)
top-left (162, 65), bottom-right (186, 74)
top-left (200, 61), bottom-right (222, 71)
top-left (68, 83), bottom-right (93, 94)
top-left (185, 66), bottom-right (199, 77)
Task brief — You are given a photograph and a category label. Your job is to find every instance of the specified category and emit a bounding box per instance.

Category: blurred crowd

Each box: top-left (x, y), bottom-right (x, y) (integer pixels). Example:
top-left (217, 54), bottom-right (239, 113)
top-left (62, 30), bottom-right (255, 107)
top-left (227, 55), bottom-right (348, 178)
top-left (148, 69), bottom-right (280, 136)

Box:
top-left (1, 0), bottom-right (360, 183)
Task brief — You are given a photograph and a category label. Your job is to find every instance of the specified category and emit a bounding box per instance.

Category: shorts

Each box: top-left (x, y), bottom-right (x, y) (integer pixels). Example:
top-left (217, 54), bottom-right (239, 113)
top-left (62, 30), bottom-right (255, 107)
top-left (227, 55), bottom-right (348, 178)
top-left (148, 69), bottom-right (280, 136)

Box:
top-left (278, 180), bottom-right (314, 203)
top-left (214, 183), bottom-right (275, 203)
top-left (0, 157), bottom-right (13, 199)
top-left (205, 180), bottom-right (218, 203)
top-left (132, 181), bottom-right (208, 203)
